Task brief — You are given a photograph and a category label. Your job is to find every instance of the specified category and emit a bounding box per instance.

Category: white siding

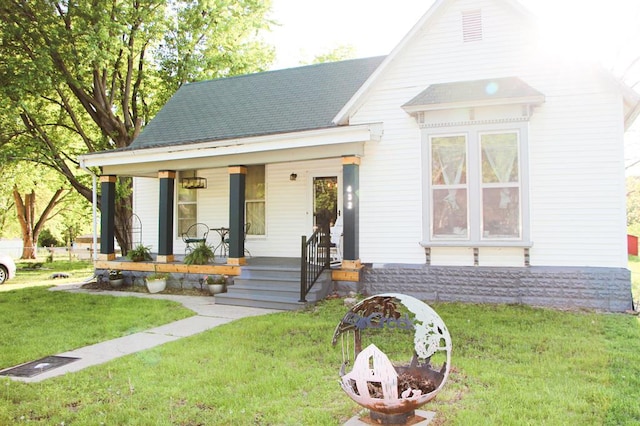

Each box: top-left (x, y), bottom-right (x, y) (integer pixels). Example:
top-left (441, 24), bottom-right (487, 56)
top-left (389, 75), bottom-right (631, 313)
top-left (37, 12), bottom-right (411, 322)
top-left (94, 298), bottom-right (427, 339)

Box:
top-left (349, 0), bottom-right (628, 267)
top-left (133, 159), bottom-right (342, 258)
top-left (130, 0), bottom-right (630, 269)
top-left (132, 177), bottom-right (159, 252)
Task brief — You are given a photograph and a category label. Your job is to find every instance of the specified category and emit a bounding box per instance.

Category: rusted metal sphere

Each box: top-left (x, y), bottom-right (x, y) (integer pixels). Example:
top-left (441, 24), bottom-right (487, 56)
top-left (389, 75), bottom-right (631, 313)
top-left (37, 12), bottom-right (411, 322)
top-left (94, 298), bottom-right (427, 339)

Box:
top-left (332, 293), bottom-right (452, 417)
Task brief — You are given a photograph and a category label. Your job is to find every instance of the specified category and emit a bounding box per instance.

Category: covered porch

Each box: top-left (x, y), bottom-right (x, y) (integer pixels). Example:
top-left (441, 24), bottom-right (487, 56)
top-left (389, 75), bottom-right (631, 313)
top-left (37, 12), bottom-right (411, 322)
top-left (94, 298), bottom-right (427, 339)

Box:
top-left (95, 255), bottom-right (358, 310)
top-left (79, 125), bottom-right (382, 309)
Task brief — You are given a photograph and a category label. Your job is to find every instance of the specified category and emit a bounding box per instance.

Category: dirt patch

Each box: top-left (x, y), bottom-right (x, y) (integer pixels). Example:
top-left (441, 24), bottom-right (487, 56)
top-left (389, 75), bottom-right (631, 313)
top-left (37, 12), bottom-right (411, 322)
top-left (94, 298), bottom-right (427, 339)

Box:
top-left (81, 281), bottom-right (211, 297)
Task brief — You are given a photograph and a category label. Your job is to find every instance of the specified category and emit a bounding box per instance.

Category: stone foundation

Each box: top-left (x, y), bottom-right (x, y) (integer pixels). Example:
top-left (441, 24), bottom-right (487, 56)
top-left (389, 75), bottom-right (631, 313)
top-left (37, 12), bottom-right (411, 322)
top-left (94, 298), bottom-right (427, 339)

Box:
top-left (96, 269), bottom-right (207, 290)
top-left (362, 264), bottom-right (633, 312)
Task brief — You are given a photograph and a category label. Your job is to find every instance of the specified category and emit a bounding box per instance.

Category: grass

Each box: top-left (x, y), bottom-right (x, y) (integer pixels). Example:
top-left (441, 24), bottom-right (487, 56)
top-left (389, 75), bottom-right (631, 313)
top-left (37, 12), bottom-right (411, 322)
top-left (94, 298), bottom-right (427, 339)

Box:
top-left (0, 289), bottom-right (639, 425)
top-left (628, 255), bottom-right (640, 305)
top-left (0, 287), bottom-right (194, 369)
top-left (1, 259), bottom-right (95, 291)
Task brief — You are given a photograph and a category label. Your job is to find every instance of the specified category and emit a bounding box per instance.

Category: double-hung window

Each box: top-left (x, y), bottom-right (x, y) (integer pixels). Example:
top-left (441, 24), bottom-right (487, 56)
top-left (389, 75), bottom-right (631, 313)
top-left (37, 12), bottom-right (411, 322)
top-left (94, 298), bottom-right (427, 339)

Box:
top-left (426, 124), bottom-right (528, 244)
top-left (245, 165), bottom-right (265, 236)
top-left (177, 171), bottom-right (197, 237)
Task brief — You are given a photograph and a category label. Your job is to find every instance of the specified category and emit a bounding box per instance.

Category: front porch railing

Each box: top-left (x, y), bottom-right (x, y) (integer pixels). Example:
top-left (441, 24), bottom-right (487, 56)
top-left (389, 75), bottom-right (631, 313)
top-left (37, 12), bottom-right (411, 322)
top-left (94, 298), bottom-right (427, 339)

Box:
top-left (300, 228), bottom-right (330, 302)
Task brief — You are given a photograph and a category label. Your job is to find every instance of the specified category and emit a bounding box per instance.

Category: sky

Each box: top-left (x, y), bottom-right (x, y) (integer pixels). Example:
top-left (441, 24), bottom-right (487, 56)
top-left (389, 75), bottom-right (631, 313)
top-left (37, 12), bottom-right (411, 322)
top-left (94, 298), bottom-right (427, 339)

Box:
top-left (265, 0), bottom-right (640, 82)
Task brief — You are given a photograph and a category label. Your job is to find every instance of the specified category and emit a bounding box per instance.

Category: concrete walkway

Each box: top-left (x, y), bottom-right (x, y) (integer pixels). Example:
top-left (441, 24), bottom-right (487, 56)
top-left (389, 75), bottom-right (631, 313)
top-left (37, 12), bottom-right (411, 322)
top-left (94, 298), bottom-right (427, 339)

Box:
top-left (6, 284), bottom-right (281, 383)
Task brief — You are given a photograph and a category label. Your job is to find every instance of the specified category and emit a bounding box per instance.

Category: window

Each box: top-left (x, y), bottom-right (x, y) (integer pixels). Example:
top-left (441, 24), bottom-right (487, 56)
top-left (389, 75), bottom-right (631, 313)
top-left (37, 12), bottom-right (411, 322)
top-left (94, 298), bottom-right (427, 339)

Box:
top-left (427, 126), bottom-right (526, 243)
top-left (480, 132), bottom-right (520, 239)
top-left (177, 171), bottom-right (197, 237)
top-left (245, 165), bottom-right (265, 235)
top-left (431, 135), bottom-right (468, 239)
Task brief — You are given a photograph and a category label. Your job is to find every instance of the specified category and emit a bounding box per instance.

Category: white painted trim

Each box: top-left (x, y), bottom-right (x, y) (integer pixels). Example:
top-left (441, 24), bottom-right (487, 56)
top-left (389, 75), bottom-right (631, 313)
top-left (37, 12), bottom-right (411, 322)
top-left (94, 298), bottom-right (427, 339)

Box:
top-left (403, 95), bottom-right (545, 114)
top-left (78, 123), bottom-right (383, 169)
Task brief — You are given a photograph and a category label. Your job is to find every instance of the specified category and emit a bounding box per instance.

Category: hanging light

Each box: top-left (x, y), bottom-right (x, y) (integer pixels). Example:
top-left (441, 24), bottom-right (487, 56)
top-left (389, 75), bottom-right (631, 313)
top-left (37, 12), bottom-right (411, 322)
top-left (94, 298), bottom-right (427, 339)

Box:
top-left (181, 176), bottom-right (207, 189)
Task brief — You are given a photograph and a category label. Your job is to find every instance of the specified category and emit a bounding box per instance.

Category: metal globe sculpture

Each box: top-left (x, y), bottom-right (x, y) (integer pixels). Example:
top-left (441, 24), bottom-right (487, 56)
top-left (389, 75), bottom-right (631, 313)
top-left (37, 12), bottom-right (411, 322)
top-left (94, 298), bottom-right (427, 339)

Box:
top-left (332, 293), bottom-right (452, 423)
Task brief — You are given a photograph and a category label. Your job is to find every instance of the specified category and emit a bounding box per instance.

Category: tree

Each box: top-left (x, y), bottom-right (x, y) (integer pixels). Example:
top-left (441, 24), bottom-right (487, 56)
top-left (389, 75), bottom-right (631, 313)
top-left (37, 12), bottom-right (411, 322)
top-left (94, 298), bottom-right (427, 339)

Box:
top-left (302, 44), bottom-right (357, 65)
top-left (13, 186), bottom-right (67, 259)
top-left (0, 0), bottom-right (274, 254)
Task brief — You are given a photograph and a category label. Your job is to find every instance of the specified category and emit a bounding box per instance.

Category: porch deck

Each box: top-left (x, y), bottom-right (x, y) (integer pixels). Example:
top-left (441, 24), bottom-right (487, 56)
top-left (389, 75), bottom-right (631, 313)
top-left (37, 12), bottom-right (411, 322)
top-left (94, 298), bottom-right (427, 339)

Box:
top-left (95, 256), bottom-right (334, 310)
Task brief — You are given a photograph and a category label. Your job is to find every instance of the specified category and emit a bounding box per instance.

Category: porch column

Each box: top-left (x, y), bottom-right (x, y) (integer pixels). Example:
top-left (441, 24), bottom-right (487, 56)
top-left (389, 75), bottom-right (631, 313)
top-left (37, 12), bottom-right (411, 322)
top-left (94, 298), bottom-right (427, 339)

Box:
top-left (228, 166), bottom-right (247, 265)
top-left (99, 175), bottom-right (116, 260)
top-left (342, 156), bottom-right (361, 269)
top-left (158, 170), bottom-right (175, 263)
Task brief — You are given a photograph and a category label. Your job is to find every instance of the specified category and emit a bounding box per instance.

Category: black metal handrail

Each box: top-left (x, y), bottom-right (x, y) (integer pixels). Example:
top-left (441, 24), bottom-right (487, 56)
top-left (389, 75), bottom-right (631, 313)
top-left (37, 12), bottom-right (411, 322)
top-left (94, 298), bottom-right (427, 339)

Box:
top-left (300, 227), bottom-right (331, 303)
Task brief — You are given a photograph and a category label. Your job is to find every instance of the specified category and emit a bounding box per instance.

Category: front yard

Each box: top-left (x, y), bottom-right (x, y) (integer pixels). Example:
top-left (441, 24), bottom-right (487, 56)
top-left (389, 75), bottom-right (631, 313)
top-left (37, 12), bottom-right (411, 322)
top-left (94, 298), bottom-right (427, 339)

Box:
top-left (0, 286), bottom-right (639, 425)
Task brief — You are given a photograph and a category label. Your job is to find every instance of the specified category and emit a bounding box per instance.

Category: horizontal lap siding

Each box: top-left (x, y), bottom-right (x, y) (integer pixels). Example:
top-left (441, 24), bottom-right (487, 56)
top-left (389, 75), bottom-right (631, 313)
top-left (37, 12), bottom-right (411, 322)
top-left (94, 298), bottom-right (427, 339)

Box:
top-left (265, 159), bottom-right (342, 257)
top-left (350, 0), bottom-right (628, 267)
top-left (133, 177), bottom-right (159, 251)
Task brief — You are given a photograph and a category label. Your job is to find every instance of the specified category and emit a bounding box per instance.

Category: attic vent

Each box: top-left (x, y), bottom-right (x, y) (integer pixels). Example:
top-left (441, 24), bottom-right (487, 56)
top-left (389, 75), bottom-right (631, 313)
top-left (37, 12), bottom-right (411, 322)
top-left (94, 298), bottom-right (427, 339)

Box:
top-left (462, 9), bottom-right (483, 42)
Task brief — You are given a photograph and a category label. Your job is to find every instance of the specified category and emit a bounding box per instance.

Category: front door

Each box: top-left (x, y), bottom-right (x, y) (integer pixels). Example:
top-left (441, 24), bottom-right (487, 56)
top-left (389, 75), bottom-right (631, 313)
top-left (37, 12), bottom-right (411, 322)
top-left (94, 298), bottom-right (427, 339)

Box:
top-left (313, 176), bottom-right (339, 234)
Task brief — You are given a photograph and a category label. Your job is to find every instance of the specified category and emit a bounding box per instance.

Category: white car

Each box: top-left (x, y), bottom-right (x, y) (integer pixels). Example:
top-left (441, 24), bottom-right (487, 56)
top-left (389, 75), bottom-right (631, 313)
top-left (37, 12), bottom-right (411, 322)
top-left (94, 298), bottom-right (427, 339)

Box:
top-left (0, 254), bottom-right (16, 284)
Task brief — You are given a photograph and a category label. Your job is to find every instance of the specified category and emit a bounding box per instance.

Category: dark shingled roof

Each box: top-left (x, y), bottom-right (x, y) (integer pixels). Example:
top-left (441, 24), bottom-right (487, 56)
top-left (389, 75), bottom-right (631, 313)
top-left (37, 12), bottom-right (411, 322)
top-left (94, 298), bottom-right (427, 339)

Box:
top-left (129, 56), bottom-right (386, 149)
top-left (403, 76), bottom-right (544, 107)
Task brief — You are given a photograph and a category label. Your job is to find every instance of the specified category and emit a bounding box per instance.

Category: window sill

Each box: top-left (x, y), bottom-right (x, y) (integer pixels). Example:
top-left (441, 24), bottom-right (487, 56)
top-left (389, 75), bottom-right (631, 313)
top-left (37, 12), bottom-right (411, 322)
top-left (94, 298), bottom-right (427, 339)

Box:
top-left (419, 241), bottom-right (533, 248)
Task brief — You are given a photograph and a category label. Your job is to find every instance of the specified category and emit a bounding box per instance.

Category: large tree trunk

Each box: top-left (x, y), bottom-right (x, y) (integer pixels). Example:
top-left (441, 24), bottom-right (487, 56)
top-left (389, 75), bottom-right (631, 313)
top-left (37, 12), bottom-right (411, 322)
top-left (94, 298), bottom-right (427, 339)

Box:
top-left (13, 187), bottom-right (65, 259)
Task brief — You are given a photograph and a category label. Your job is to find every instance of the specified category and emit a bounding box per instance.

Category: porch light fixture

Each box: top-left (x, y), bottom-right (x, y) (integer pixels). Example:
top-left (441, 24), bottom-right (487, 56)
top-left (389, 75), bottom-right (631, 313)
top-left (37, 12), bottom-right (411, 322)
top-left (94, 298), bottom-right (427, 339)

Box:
top-left (181, 176), bottom-right (207, 189)
top-left (290, 173), bottom-right (297, 181)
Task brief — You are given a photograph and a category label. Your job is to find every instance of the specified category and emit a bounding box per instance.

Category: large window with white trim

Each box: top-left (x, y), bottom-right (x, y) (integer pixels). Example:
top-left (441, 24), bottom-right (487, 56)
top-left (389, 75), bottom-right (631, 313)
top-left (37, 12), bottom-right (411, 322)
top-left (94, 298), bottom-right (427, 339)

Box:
top-left (427, 125), bottom-right (526, 243)
top-left (177, 171), bottom-right (197, 237)
top-left (245, 165), bottom-right (265, 236)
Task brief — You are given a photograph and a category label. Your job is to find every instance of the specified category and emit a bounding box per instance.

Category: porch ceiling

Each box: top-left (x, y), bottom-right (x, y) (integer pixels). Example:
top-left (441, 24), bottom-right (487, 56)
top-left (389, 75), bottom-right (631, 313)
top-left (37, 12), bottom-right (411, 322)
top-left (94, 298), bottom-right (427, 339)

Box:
top-left (80, 124), bottom-right (381, 177)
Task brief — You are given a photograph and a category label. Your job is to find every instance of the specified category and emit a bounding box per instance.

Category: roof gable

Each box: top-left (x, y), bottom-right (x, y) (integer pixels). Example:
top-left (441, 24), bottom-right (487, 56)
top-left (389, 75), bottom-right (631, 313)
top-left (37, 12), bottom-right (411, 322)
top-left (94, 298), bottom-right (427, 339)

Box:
top-left (332, 0), bottom-right (538, 125)
top-left (129, 56), bottom-right (385, 149)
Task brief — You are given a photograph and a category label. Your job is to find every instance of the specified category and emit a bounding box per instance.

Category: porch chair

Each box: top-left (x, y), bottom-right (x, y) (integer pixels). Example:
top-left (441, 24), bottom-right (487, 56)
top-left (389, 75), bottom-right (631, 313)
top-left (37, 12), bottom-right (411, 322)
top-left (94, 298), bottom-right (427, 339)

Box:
top-left (182, 223), bottom-right (210, 254)
top-left (223, 223), bottom-right (252, 257)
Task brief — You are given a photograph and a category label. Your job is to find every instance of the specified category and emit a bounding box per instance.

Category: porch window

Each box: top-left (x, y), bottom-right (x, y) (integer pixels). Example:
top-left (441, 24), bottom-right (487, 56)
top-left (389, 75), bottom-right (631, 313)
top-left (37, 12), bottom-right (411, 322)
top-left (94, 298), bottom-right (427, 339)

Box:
top-left (245, 165), bottom-right (265, 235)
top-left (177, 171), bottom-right (197, 236)
top-left (427, 126), bottom-right (526, 243)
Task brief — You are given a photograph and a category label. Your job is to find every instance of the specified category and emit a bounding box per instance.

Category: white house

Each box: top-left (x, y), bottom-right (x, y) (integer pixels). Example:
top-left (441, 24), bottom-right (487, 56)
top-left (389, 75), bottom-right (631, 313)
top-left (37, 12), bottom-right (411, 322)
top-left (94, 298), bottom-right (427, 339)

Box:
top-left (79, 0), bottom-right (640, 311)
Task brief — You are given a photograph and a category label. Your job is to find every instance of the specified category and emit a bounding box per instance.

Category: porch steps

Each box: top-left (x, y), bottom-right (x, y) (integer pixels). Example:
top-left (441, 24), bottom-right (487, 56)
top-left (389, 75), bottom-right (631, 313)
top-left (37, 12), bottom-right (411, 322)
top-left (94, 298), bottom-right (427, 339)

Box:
top-left (214, 263), bottom-right (333, 310)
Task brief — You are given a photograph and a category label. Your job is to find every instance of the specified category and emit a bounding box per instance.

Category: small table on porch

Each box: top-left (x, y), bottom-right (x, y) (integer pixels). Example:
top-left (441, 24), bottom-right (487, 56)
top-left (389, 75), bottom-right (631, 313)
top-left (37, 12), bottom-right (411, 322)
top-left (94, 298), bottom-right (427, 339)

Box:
top-left (211, 227), bottom-right (229, 258)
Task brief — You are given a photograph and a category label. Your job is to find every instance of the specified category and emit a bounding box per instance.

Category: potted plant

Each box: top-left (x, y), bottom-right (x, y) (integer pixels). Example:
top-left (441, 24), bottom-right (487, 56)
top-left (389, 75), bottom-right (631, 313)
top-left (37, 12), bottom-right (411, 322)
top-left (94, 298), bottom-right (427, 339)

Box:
top-left (127, 244), bottom-right (152, 262)
top-left (109, 270), bottom-right (125, 288)
top-left (184, 242), bottom-right (215, 265)
top-left (202, 275), bottom-right (227, 295)
top-left (145, 267), bottom-right (169, 293)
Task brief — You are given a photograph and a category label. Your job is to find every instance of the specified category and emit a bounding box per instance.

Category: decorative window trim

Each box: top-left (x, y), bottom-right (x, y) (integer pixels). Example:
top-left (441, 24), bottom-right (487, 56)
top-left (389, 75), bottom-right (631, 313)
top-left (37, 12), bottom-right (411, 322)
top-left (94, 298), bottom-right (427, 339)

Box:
top-left (422, 122), bottom-right (530, 246)
top-left (419, 116), bottom-right (531, 128)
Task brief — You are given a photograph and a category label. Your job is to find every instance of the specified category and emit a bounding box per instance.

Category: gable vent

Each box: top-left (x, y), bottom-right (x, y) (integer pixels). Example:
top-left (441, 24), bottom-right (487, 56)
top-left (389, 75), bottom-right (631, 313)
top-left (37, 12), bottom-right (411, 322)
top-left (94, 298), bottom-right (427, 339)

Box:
top-left (462, 9), bottom-right (483, 42)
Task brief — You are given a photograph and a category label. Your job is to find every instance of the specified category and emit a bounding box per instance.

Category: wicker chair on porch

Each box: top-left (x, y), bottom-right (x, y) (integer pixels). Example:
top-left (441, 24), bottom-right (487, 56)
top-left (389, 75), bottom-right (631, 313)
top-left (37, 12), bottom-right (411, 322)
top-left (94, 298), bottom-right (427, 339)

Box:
top-left (181, 223), bottom-right (209, 254)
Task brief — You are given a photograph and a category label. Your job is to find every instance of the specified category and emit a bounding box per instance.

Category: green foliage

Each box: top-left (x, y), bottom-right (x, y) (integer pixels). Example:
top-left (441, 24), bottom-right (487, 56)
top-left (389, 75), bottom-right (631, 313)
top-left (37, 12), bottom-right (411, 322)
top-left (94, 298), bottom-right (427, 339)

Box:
top-left (0, 0), bottom-right (275, 248)
top-left (308, 44), bottom-right (357, 64)
top-left (127, 244), bottom-right (152, 262)
top-left (37, 228), bottom-right (62, 248)
top-left (184, 242), bottom-right (215, 265)
top-left (627, 176), bottom-right (640, 229)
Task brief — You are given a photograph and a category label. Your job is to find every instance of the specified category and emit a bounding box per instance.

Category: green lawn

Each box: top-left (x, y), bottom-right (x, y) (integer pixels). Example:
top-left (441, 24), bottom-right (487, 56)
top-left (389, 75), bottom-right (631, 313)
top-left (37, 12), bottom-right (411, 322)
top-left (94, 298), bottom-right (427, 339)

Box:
top-left (1, 259), bottom-right (95, 291)
top-left (0, 287), bottom-right (194, 369)
top-left (628, 255), bottom-right (640, 305)
top-left (0, 289), bottom-right (639, 425)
